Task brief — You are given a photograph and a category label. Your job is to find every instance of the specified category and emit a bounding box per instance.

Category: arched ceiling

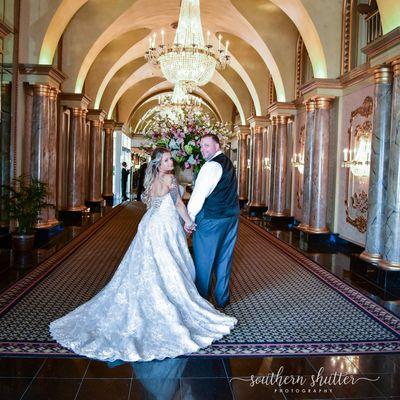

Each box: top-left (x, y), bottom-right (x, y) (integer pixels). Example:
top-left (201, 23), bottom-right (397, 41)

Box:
top-left (22, 0), bottom-right (400, 135)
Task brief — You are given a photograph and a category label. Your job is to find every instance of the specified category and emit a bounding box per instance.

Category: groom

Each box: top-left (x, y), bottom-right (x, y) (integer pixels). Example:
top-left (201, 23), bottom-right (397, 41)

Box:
top-left (186, 134), bottom-right (240, 308)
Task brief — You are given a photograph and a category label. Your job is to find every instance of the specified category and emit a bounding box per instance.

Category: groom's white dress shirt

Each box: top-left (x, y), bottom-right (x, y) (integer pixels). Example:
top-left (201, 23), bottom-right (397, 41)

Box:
top-left (187, 150), bottom-right (223, 222)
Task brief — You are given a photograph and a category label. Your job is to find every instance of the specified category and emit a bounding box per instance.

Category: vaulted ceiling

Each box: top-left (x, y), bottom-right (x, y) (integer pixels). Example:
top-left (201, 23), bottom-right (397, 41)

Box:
top-left (20, 0), bottom-right (400, 133)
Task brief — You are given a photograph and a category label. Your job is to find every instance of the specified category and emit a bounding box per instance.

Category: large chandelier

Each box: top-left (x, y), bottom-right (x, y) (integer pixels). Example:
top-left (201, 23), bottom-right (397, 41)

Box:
top-left (145, 0), bottom-right (230, 98)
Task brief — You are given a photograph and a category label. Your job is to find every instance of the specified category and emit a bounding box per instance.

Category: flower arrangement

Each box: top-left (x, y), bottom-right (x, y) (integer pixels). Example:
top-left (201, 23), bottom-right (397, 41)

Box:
top-left (141, 108), bottom-right (232, 173)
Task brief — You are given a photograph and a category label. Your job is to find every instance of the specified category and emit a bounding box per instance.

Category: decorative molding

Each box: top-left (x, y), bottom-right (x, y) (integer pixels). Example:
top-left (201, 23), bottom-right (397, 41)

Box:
top-left (341, 0), bottom-right (353, 75)
top-left (19, 64), bottom-right (67, 85)
top-left (343, 96), bottom-right (373, 234)
top-left (295, 34), bottom-right (304, 99)
top-left (60, 92), bottom-right (91, 110)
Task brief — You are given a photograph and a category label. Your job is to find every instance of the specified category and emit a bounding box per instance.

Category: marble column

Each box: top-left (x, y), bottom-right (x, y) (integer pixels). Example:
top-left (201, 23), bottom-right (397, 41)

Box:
top-left (236, 125), bottom-right (251, 203)
top-left (379, 59), bottom-right (400, 270)
top-left (87, 110), bottom-right (106, 205)
top-left (0, 83), bottom-right (12, 229)
top-left (248, 118), bottom-right (268, 208)
top-left (261, 125), bottom-right (269, 207)
top-left (267, 115), bottom-right (289, 216)
top-left (308, 97), bottom-right (334, 233)
top-left (80, 110), bottom-right (89, 202)
top-left (102, 120), bottom-right (115, 200)
top-left (30, 84), bottom-right (59, 228)
top-left (298, 99), bottom-right (316, 230)
top-left (361, 66), bottom-right (392, 263)
top-left (267, 117), bottom-right (277, 212)
top-left (66, 108), bottom-right (86, 211)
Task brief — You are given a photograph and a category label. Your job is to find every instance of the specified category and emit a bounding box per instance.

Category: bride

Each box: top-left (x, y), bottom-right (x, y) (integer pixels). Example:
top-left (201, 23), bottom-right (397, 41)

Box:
top-left (49, 147), bottom-right (237, 362)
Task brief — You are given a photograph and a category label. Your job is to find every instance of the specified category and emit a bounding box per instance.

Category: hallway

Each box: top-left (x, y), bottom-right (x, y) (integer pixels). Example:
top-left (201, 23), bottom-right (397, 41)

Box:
top-left (0, 203), bottom-right (399, 399)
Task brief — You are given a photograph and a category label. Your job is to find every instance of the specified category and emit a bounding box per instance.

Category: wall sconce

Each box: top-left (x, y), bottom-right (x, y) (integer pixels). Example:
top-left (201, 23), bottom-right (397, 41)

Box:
top-left (342, 134), bottom-right (371, 178)
top-left (291, 153), bottom-right (304, 175)
top-left (264, 157), bottom-right (271, 170)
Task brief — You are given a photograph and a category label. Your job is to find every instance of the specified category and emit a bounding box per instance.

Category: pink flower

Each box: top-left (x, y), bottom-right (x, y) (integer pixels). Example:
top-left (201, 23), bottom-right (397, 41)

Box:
top-left (184, 162), bottom-right (191, 169)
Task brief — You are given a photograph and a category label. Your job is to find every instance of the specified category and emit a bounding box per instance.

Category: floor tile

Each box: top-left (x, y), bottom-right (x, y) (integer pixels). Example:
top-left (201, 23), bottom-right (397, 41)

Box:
top-left (36, 357), bottom-right (89, 378)
top-left (229, 376), bottom-right (285, 399)
top-left (21, 378), bottom-right (81, 400)
top-left (180, 377), bottom-right (233, 400)
top-left (129, 378), bottom-right (180, 399)
top-left (76, 378), bottom-right (131, 400)
top-left (363, 372), bottom-right (400, 397)
top-left (85, 360), bottom-right (133, 379)
top-left (223, 357), bottom-right (315, 377)
top-left (348, 354), bottom-right (398, 374)
top-left (0, 377), bottom-right (32, 400)
top-left (181, 357), bottom-right (226, 378)
top-left (328, 374), bottom-right (384, 399)
top-left (0, 357), bottom-right (44, 377)
top-left (307, 356), bottom-right (360, 374)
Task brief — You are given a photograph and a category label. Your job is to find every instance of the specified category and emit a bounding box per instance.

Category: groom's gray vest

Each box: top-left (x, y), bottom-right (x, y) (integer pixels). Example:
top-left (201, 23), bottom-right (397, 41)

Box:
top-left (202, 153), bottom-right (240, 219)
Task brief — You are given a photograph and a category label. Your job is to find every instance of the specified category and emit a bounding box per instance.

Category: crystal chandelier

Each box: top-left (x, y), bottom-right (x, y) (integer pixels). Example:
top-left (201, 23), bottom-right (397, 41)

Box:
top-left (157, 92), bottom-right (203, 115)
top-left (145, 0), bottom-right (230, 97)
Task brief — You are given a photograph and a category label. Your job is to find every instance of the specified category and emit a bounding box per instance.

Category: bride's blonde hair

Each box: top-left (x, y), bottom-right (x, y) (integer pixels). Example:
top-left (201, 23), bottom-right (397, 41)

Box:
top-left (142, 147), bottom-right (172, 206)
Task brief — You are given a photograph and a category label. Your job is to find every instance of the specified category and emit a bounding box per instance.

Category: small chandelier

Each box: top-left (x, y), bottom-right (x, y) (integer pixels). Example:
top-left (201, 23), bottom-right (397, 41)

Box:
top-left (342, 135), bottom-right (371, 178)
top-left (157, 92), bottom-right (203, 114)
top-left (145, 0), bottom-right (230, 97)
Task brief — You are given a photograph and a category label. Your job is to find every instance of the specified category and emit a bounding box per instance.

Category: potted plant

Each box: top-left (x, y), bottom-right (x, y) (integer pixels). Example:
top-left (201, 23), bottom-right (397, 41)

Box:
top-left (1, 176), bottom-right (52, 252)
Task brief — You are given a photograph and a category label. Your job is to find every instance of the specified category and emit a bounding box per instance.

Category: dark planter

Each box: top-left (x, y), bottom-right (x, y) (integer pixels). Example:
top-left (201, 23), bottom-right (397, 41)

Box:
top-left (11, 233), bottom-right (35, 252)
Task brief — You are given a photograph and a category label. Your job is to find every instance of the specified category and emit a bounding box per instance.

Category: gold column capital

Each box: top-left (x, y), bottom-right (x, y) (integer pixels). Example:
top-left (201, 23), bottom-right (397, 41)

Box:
top-left (315, 96), bottom-right (334, 110)
top-left (392, 58), bottom-right (400, 77)
top-left (374, 65), bottom-right (393, 84)
top-left (49, 87), bottom-right (59, 101)
top-left (271, 116), bottom-right (278, 126)
top-left (91, 120), bottom-right (101, 127)
top-left (304, 99), bottom-right (316, 112)
top-left (33, 84), bottom-right (50, 97)
top-left (72, 107), bottom-right (83, 117)
top-left (276, 115), bottom-right (289, 125)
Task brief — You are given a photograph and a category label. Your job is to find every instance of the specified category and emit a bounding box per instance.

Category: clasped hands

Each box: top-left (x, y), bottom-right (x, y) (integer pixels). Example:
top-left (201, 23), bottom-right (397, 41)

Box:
top-left (184, 221), bottom-right (197, 235)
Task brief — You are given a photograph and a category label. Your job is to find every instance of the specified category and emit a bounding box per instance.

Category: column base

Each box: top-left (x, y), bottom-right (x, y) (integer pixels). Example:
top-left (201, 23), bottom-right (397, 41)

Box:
top-left (34, 223), bottom-right (65, 247)
top-left (298, 230), bottom-right (337, 252)
top-left (247, 204), bottom-right (268, 218)
top-left (102, 194), bottom-right (114, 206)
top-left (35, 219), bottom-right (60, 229)
top-left (299, 225), bottom-right (330, 234)
top-left (350, 254), bottom-right (400, 288)
top-left (85, 200), bottom-right (104, 212)
top-left (359, 251), bottom-right (381, 264)
top-left (263, 214), bottom-right (294, 227)
top-left (378, 258), bottom-right (400, 271)
top-left (239, 198), bottom-right (248, 209)
top-left (58, 209), bottom-right (88, 227)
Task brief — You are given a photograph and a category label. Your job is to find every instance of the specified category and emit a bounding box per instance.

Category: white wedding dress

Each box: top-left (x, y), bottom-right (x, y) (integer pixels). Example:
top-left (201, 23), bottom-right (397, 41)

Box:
top-left (49, 182), bottom-right (237, 362)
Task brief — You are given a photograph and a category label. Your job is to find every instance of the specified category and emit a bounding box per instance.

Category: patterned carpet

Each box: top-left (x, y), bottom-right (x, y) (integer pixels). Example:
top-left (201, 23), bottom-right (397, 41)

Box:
top-left (0, 202), bottom-right (399, 357)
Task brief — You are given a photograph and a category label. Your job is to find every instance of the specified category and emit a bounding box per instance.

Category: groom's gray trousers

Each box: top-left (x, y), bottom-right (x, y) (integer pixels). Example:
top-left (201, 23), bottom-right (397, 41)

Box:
top-left (192, 209), bottom-right (239, 307)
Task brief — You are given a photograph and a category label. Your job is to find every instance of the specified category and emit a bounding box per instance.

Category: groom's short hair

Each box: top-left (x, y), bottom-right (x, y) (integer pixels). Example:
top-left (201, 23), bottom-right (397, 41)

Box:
top-left (201, 134), bottom-right (220, 145)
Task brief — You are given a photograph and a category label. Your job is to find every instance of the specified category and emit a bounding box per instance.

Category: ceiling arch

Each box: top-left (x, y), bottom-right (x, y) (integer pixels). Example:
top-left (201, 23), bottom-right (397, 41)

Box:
top-left (107, 64), bottom-right (246, 124)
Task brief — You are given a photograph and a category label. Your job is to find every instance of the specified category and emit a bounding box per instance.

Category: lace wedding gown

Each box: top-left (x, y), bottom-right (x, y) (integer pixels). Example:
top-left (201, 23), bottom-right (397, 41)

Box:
top-left (49, 182), bottom-right (237, 362)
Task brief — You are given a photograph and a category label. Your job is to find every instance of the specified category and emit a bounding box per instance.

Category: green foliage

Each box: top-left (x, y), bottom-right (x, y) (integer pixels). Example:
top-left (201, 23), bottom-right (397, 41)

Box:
top-left (1, 176), bottom-right (53, 235)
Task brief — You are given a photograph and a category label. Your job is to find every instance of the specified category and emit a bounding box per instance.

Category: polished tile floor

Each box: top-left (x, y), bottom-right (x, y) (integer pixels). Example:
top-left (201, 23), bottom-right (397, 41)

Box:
top-left (0, 354), bottom-right (400, 399)
top-left (1, 212), bottom-right (400, 399)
